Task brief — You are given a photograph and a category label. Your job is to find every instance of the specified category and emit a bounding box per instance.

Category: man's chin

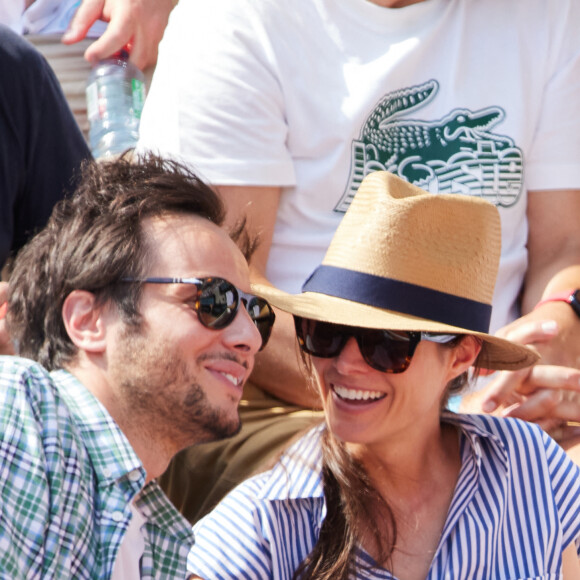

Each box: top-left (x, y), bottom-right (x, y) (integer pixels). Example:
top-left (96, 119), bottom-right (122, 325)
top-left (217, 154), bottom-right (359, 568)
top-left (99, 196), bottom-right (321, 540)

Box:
top-left (196, 414), bottom-right (242, 444)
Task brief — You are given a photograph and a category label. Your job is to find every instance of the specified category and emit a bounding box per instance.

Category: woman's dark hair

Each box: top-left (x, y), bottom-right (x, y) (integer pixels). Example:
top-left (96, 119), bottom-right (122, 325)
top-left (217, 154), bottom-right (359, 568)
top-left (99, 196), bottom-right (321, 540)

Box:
top-left (7, 152), bottom-right (255, 370)
top-left (293, 335), bottom-right (480, 579)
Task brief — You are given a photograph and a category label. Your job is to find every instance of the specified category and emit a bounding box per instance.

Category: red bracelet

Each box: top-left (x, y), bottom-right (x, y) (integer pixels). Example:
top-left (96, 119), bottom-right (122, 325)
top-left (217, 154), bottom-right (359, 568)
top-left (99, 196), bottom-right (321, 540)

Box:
top-left (534, 289), bottom-right (580, 319)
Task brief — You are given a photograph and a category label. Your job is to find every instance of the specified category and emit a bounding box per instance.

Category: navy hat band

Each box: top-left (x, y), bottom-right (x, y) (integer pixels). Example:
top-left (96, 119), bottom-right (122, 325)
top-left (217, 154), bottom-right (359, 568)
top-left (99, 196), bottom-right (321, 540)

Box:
top-left (302, 265), bottom-right (492, 333)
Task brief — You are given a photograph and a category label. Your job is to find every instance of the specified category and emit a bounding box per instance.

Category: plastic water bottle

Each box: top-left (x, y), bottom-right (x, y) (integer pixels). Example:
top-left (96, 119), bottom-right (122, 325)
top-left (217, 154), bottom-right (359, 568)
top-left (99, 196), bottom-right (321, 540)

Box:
top-left (86, 50), bottom-right (146, 159)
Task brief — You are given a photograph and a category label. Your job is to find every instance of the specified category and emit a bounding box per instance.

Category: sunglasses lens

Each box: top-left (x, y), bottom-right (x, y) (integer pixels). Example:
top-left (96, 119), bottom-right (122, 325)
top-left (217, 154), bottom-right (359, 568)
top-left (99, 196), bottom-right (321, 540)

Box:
top-left (359, 330), bottom-right (413, 373)
top-left (245, 297), bottom-right (275, 350)
top-left (294, 318), bottom-right (415, 373)
top-left (295, 317), bottom-right (346, 358)
top-left (197, 278), bottom-right (238, 329)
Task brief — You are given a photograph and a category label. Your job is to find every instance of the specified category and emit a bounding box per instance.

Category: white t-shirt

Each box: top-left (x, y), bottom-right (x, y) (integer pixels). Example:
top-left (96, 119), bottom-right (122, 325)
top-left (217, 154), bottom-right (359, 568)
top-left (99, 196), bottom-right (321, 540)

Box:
top-left (0, 0), bottom-right (26, 31)
top-left (139, 0), bottom-right (580, 333)
top-left (111, 502), bottom-right (147, 580)
top-left (5, 0), bottom-right (106, 36)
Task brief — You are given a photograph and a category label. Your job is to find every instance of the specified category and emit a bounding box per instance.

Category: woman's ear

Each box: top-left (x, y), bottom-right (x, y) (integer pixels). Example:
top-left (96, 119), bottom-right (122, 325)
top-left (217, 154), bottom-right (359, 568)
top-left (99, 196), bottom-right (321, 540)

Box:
top-left (62, 290), bottom-right (107, 353)
top-left (448, 335), bottom-right (482, 379)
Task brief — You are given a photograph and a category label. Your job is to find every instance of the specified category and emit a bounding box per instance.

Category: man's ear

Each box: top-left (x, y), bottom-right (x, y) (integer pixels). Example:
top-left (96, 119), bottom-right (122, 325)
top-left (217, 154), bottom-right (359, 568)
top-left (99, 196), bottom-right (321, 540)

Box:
top-left (62, 290), bottom-right (108, 353)
top-left (448, 335), bottom-right (482, 379)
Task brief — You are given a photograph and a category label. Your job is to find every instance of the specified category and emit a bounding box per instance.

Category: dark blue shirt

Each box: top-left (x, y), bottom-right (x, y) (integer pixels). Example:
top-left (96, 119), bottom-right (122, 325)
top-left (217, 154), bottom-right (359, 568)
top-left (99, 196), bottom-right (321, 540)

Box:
top-left (0, 25), bottom-right (91, 268)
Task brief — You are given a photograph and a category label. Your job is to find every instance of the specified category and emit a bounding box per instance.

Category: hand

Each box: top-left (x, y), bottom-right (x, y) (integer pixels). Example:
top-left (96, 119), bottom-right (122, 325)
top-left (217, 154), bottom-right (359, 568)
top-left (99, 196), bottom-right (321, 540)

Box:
top-left (497, 303), bottom-right (580, 369)
top-left (0, 282), bottom-right (15, 356)
top-left (462, 317), bottom-right (580, 442)
top-left (480, 365), bottom-right (580, 435)
top-left (62, 0), bottom-right (176, 70)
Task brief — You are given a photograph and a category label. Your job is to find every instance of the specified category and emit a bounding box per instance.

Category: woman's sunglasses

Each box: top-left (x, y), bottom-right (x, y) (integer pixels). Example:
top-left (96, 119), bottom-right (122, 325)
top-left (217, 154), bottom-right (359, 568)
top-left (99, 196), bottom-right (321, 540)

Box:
top-left (122, 277), bottom-right (275, 350)
top-left (294, 316), bottom-right (458, 373)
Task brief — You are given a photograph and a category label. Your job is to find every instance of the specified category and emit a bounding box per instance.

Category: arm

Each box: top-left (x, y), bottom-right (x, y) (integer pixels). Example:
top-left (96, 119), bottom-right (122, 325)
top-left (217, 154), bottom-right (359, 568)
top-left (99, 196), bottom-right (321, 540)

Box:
top-left (466, 190), bottom-right (580, 448)
top-left (62, 0), bottom-right (176, 69)
top-left (518, 190), bottom-right (580, 367)
top-left (562, 543), bottom-right (580, 580)
top-left (218, 185), bottom-right (321, 408)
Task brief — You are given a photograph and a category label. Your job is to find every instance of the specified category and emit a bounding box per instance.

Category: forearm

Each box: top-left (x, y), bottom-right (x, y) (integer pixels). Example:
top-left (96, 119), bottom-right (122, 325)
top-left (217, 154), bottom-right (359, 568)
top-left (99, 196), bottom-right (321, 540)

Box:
top-left (520, 265), bottom-right (580, 369)
top-left (250, 307), bottom-right (322, 408)
top-left (523, 188), bottom-right (580, 368)
top-left (521, 265), bottom-right (580, 315)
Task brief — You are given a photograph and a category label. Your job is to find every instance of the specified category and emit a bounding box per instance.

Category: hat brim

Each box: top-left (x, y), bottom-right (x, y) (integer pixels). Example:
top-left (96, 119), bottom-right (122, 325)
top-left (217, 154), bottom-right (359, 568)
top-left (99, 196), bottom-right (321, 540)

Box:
top-left (253, 283), bottom-right (539, 371)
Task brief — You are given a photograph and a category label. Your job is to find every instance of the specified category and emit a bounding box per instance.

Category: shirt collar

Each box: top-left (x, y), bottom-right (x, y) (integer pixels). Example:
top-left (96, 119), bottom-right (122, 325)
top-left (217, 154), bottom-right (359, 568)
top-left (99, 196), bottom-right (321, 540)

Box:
top-left (262, 413), bottom-right (510, 502)
top-left (51, 369), bottom-right (145, 489)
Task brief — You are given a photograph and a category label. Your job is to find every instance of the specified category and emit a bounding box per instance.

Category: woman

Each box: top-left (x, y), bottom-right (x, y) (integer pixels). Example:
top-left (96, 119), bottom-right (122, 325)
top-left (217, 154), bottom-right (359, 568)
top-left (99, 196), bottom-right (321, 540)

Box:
top-left (187, 172), bottom-right (580, 579)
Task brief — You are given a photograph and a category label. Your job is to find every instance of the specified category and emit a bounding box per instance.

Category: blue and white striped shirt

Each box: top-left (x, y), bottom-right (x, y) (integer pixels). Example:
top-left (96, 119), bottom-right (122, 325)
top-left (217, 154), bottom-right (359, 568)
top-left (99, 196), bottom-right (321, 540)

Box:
top-left (188, 413), bottom-right (580, 579)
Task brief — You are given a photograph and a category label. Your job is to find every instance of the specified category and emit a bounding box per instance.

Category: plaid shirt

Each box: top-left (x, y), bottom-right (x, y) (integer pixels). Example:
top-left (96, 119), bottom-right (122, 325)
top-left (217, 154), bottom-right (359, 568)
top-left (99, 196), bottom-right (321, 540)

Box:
top-left (0, 356), bottom-right (194, 579)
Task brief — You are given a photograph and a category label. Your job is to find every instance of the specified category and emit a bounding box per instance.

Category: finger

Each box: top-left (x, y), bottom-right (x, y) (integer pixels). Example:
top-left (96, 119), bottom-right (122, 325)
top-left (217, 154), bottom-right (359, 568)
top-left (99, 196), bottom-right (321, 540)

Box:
top-left (126, 29), bottom-right (157, 70)
top-left (83, 20), bottom-right (132, 63)
top-left (496, 319), bottom-right (558, 344)
top-left (480, 368), bottom-right (531, 413)
top-left (504, 388), bottom-right (580, 424)
top-left (62, 0), bottom-right (105, 44)
top-left (514, 365), bottom-right (580, 396)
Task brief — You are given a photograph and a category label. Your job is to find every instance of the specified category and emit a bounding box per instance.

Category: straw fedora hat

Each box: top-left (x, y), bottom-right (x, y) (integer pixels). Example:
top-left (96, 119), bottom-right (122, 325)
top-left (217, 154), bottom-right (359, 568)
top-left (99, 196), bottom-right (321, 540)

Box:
top-left (253, 171), bottom-right (538, 370)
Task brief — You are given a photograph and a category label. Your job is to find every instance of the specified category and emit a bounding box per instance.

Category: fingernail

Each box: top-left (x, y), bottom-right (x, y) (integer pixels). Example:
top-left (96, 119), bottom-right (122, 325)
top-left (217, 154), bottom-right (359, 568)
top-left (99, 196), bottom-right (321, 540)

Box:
top-left (482, 400), bottom-right (496, 413)
top-left (541, 320), bottom-right (558, 334)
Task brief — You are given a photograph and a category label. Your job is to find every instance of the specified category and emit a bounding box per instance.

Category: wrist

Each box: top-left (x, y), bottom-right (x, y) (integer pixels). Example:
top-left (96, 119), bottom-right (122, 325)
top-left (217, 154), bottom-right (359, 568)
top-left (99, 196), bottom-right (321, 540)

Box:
top-left (534, 289), bottom-right (580, 319)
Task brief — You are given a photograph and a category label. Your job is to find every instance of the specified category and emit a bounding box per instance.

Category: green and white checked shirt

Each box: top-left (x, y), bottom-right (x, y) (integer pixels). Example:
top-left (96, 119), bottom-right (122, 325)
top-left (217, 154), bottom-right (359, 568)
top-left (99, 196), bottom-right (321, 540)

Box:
top-left (0, 356), bottom-right (195, 579)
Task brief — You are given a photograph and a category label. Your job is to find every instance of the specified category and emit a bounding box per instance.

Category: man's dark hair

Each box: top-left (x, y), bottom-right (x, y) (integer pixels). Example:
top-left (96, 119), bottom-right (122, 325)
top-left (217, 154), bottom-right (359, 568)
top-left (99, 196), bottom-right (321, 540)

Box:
top-left (7, 152), bottom-right (253, 370)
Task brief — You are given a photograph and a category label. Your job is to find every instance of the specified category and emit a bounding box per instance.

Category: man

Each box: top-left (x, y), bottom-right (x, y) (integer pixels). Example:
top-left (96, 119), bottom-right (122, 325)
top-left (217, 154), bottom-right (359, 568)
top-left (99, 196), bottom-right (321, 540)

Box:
top-left (138, 0), bottom-right (580, 522)
top-left (0, 153), bottom-right (275, 578)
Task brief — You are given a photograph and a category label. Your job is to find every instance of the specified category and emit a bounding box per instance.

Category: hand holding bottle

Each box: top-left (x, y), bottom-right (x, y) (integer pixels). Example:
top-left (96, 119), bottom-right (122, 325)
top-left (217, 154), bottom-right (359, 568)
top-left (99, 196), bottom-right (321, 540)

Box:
top-left (63, 0), bottom-right (176, 70)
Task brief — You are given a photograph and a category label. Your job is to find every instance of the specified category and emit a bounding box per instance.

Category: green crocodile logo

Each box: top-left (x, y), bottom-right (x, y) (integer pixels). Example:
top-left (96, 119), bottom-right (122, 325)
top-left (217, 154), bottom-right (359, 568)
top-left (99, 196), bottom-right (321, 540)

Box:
top-left (338, 80), bottom-right (523, 212)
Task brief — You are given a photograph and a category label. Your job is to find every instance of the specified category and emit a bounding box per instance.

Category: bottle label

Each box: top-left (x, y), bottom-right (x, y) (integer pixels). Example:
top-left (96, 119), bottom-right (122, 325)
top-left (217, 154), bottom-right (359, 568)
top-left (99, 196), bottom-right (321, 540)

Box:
top-left (131, 78), bottom-right (146, 119)
top-left (86, 81), bottom-right (100, 122)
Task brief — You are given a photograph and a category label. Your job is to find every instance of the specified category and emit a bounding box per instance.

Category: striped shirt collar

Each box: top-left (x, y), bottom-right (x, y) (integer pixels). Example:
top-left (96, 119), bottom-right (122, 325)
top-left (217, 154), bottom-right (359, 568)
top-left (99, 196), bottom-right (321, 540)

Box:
top-left (259, 412), bottom-right (509, 503)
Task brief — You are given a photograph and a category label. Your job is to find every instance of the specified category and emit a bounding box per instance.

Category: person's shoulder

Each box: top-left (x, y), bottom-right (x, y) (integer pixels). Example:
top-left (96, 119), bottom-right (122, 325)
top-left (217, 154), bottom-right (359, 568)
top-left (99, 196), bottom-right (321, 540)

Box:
top-left (453, 412), bottom-right (548, 457)
top-left (0, 25), bottom-right (49, 74)
top-left (0, 356), bottom-right (71, 425)
top-left (0, 355), bottom-right (55, 389)
top-left (179, 0), bottom-right (309, 28)
top-left (454, 411), bottom-right (543, 436)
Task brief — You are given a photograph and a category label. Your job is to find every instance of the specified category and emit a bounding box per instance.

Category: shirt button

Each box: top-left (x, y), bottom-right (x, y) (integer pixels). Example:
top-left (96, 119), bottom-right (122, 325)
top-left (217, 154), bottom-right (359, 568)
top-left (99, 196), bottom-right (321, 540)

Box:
top-left (103, 467), bottom-right (112, 478)
top-left (128, 470), bottom-right (141, 482)
top-left (111, 511), bottom-right (124, 522)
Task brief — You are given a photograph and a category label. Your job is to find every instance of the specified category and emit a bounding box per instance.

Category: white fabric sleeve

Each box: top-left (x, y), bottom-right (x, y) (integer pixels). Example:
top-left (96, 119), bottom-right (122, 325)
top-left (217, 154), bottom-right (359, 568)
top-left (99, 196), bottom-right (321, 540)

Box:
top-left (138, 0), bottom-right (295, 187)
top-left (525, 0), bottom-right (580, 190)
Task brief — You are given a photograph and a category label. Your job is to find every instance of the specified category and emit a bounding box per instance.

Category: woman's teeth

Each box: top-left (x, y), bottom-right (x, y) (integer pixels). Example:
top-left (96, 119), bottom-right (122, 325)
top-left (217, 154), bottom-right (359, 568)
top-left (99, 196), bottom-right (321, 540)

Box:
top-left (332, 385), bottom-right (385, 401)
